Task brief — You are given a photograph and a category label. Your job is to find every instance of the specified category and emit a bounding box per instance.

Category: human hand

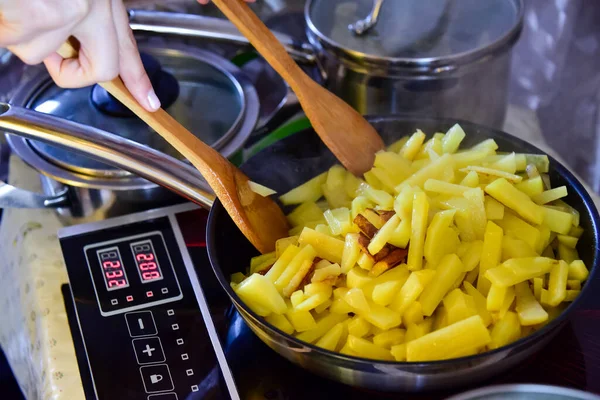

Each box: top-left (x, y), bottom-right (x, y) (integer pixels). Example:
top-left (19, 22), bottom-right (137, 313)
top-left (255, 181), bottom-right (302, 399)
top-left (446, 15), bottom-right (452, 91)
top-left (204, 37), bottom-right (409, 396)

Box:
top-left (0, 0), bottom-right (160, 112)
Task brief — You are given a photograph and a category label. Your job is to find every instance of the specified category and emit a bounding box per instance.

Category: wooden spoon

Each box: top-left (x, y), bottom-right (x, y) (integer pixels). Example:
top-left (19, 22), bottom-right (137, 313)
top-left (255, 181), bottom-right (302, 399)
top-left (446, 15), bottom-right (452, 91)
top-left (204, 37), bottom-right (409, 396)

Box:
top-left (211, 0), bottom-right (385, 176)
top-left (57, 40), bottom-right (289, 254)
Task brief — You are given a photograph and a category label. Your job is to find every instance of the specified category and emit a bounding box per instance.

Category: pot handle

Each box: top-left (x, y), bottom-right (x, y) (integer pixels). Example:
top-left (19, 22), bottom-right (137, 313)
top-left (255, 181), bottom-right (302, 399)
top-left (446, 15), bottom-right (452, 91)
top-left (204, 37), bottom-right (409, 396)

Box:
top-left (128, 9), bottom-right (316, 65)
top-left (0, 103), bottom-right (216, 210)
top-left (0, 181), bottom-right (69, 208)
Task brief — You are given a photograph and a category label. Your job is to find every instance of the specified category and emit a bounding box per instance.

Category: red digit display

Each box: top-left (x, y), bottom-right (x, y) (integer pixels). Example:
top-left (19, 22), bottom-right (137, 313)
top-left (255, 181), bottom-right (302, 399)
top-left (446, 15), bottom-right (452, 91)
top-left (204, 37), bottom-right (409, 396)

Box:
top-left (97, 247), bottom-right (129, 291)
top-left (139, 261), bottom-right (157, 271)
top-left (131, 240), bottom-right (163, 283)
top-left (136, 253), bottom-right (154, 262)
top-left (142, 271), bottom-right (161, 280)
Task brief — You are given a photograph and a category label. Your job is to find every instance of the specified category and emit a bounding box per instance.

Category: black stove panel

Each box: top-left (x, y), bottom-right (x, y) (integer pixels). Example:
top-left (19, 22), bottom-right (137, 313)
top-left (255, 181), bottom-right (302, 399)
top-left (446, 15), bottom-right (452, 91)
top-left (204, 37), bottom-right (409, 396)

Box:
top-left (59, 204), bottom-right (599, 400)
top-left (59, 208), bottom-right (238, 400)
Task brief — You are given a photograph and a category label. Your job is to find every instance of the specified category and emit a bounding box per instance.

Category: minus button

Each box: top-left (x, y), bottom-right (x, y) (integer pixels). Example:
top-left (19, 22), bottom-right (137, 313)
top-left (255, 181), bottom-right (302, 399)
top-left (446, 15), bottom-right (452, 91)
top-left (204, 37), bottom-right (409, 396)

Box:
top-left (125, 311), bottom-right (157, 337)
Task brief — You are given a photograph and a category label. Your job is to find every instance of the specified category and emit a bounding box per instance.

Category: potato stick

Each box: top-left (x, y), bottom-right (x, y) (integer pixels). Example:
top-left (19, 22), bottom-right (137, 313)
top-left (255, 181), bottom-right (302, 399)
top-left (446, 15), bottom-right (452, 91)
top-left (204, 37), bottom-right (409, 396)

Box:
top-left (408, 192), bottom-right (429, 271)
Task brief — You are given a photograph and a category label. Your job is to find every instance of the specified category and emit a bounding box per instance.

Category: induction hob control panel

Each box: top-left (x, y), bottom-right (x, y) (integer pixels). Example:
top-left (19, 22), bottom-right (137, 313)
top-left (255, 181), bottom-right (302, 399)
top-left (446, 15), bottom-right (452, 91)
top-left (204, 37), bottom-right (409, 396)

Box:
top-left (58, 203), bottom-right (240, 400)
top-left (83, 231), bottom-right (183, 316)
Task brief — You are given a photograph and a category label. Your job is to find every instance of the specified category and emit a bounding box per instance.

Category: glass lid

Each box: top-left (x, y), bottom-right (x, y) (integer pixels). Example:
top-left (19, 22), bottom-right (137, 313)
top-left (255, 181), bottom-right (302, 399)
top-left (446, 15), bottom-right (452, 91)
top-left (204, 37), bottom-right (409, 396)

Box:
top-left (27, 47), bottom-right (246, 177)
top-left (307, 0), bottom-right (521, 61)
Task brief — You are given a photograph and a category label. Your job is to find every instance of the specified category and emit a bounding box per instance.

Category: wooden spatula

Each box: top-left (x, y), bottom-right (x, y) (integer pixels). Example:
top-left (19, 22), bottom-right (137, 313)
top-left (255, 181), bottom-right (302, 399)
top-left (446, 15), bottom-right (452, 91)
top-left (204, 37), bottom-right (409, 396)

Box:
top-left (57, 40), bottom-right (289, 254)
top-left (211, 0), bottom-right (385, 176)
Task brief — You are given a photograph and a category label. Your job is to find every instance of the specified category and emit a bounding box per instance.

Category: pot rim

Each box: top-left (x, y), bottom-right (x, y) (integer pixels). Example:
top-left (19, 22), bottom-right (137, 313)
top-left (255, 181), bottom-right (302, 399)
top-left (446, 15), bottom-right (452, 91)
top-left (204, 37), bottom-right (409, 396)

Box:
top-left (446, 383), bottom-right (600, 400)
top-left (206, 114), bottom-right (600, 370)
top-left (6, 43), bottom-right (260, 190)
top-left (304, 0), bottom-right (524, 74)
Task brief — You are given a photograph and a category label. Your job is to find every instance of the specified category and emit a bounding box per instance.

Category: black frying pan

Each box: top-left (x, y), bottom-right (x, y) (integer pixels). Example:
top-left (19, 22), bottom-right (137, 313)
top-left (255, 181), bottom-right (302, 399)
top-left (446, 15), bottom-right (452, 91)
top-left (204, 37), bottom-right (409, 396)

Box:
top-left (205, 115), bottom-right (600, 392)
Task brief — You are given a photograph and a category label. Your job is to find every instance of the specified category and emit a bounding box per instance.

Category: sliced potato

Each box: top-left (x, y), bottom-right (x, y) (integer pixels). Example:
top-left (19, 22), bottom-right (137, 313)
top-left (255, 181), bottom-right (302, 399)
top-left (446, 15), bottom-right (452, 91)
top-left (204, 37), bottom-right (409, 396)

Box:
top-left (232, 124), bottom-right (588, 363)
top-left (279, 171), bottom-right (327, 205)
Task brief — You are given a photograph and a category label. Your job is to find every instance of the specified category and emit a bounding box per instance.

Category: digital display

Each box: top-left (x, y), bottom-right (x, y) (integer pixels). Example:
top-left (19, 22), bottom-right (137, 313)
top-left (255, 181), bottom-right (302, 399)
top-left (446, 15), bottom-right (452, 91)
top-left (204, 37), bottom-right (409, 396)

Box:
top-left (130, 239), bottom-right (163, 283)
top-left (96, 247), bottom-right (129, 291)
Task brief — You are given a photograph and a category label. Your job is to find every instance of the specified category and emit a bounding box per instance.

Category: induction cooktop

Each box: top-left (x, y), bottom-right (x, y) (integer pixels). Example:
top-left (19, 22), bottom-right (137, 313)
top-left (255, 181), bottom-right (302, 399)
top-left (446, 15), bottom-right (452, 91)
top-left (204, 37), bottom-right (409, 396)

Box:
top-left (58, 203), bottom-right (600, 400)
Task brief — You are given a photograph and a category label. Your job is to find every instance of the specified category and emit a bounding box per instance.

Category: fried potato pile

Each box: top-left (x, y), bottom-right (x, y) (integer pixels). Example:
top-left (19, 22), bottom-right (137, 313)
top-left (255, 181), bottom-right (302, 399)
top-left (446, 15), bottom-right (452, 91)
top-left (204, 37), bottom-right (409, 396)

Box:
top-left (231, 124), bottom-right (590, 362)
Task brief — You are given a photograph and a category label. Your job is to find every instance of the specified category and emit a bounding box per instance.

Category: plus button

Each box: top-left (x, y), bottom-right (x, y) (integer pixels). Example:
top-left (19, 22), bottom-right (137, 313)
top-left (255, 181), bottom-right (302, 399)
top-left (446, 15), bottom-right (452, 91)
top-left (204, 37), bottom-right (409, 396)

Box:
top-left (132, 337), bottom-right (165, 365)
top-left (142, 344), bottom-right (156, 357)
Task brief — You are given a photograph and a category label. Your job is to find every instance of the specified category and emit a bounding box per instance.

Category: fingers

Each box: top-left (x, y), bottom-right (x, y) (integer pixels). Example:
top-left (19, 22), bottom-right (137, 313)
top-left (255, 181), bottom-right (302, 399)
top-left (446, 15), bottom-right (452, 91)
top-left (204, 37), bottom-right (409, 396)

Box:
top-left (42, 0), bottom-right (159, 112)
top-left (110, 0), bottom-right (160, 112)
top-left (7, 24), bottom-right (74, 65)
top-left (2, 0), bottom-right (89, 63)
top-left (0, 0), bottom-right (90, 46)
top-left (3, 0), bottom-right (159, 112)
top-left (43, 0), bottom-right (120, 88)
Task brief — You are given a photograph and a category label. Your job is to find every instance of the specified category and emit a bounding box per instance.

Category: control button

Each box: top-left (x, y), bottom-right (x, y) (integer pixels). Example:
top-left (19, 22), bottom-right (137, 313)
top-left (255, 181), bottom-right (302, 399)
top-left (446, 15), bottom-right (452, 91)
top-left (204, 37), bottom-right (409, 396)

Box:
top-left (191, 385), bottom-right (199, 392)
top-left (111, 299), bottom-right (118, 305)
top-left (171, 323), bottom-right (179, 331)
top-left (186, 369), bottom-right (194, 376)
top-left (125, 311), bottom-right (157, 337)
top-left (167, 309), bottom-right (174, 316)
top-left (133, 337), bottom-right (165, 365)
top-left (181, 353), bottom-right (188, 360)
top-left (126, 295), bottom-right (134, 302)
top-left (146, 291), bottom-right (154, 298)
top-left (161, 288), bottom-right (169, 294)
top-left (176, 339), bottom-right (184, 346)
top-left (148, 394), bottom-right (178, 400)
top-left (140, 364), bottom-right (174, 393)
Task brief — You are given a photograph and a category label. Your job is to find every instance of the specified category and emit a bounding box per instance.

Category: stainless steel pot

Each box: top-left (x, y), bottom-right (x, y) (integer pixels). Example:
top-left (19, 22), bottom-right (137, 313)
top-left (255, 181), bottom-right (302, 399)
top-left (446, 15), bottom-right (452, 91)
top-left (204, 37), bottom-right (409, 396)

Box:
top-left (126, 9), bottom-right (317, 137)
top-left (127, 9), bottom-right (316, 65)
top-left (3, 16), bottom-right (303, 225)
top-left (4, 43), bottom-right (252, 224)
top-left (140, 1), bottom-right (524, 129)
top-left (304, 0), bottom-right (524, 128)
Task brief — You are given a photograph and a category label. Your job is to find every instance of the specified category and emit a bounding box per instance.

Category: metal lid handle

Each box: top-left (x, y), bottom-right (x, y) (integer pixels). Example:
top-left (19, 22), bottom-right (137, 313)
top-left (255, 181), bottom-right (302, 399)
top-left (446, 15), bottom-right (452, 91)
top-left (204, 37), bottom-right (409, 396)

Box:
top-left (0, 103), bottom-right (216, 209)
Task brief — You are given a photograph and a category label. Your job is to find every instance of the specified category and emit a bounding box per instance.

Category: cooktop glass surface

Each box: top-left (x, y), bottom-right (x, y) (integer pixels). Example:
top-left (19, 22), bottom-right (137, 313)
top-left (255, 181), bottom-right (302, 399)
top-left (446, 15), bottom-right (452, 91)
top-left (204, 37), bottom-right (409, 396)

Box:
top-left (61, 205), bottom-right (600, 399)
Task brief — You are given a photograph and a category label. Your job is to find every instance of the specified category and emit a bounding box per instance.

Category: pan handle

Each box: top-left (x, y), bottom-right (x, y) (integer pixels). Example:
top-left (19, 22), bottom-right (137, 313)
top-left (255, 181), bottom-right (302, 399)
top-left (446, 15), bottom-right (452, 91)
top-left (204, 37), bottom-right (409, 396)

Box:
top-left (0, 103), bottom-right (216, 210)
top-left (0, 181), bottom-right (68, 208)
top-left (128, 9), bottom-right (316, 65)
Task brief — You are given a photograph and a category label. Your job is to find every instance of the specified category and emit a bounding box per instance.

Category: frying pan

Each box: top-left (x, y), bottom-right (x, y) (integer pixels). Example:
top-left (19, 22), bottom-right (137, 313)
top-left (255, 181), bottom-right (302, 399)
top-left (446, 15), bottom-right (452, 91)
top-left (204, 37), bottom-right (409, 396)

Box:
top-left (206, 115), bottom-right (600, 392)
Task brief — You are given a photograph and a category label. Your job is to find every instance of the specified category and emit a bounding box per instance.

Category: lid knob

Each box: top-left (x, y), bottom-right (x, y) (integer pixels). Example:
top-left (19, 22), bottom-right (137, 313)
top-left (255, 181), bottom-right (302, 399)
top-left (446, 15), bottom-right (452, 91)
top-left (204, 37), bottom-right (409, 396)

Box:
top-left (90, 53), bottom-right (179, 117)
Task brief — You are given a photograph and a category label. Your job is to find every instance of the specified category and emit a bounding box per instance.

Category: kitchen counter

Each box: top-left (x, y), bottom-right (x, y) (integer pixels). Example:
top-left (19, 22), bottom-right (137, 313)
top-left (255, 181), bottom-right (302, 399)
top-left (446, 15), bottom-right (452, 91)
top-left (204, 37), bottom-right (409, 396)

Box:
top-left (0, 156), bottom-right (86, 400)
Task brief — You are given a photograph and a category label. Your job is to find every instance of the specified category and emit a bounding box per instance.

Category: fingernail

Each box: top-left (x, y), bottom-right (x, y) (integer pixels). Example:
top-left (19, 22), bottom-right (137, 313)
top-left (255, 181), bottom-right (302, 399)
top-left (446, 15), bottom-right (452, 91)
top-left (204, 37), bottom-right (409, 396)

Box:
top-left (147, 89), bottom-right (161, 111)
